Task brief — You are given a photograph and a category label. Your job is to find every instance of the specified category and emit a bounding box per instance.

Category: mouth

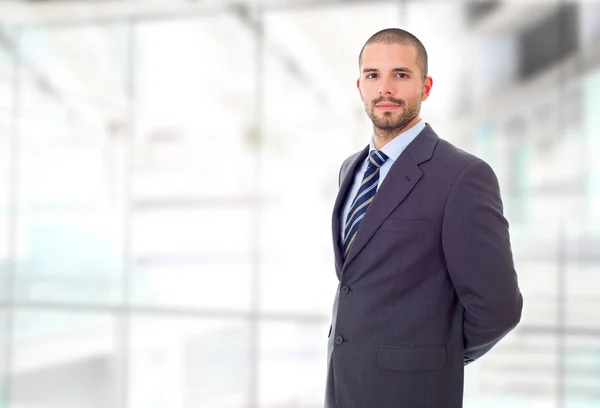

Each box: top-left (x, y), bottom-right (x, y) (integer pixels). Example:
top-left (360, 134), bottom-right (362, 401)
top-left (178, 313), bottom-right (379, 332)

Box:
top-left (375, 103), bottom-right (401, 111)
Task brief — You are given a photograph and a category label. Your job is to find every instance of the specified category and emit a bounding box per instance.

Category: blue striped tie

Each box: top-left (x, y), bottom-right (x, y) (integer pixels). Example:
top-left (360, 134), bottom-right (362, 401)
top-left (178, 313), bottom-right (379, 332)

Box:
top-left (342, 150), bottom-right (389, 258)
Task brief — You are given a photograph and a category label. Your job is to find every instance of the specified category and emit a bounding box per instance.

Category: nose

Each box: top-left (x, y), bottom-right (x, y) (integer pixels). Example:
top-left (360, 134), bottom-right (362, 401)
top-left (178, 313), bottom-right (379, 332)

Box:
top-left (378, 78), bottom-right (394, 95)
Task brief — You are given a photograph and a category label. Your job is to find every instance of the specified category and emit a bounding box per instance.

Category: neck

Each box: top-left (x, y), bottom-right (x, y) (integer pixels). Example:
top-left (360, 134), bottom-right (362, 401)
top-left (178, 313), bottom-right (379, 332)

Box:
top-left (373, 115), bottom-right (421, 150)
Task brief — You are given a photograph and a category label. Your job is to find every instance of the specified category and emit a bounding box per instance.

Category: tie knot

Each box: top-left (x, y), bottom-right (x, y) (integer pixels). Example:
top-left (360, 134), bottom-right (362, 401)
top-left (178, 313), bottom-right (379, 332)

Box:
top-left (368, 150), bottom-right (388, 169)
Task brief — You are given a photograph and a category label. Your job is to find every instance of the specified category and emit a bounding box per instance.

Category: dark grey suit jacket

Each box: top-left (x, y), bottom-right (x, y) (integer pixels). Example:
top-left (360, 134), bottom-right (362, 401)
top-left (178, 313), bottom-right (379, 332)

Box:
top-left (325, 124), bottom-right (523, 408)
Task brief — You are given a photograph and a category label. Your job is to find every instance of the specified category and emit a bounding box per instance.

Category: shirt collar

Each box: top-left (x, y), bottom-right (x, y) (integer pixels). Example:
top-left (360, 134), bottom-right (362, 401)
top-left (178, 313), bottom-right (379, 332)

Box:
top-left (369, 119), bottom-right (426, 163)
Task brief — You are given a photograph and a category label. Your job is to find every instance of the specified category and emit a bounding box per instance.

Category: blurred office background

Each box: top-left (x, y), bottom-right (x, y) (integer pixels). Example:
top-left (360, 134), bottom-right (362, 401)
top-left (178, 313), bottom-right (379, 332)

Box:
top-left (0, 0), bottom-right (599, 407)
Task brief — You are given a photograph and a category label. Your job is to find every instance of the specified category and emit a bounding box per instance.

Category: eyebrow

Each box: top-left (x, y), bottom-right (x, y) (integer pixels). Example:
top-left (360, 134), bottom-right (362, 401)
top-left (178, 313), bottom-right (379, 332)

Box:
top-left (362, 67), bottom-right (414, 75)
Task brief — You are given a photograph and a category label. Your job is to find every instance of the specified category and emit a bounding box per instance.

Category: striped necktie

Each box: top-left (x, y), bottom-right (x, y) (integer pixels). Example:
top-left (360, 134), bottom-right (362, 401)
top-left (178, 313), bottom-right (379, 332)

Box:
top-left (342, 150), bottom-right (389, 258)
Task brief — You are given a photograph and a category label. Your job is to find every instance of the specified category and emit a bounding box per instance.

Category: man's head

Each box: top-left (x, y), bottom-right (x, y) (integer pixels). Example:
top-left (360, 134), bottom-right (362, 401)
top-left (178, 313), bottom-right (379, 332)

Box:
top-left (357, 28), bottom-right (433, 138)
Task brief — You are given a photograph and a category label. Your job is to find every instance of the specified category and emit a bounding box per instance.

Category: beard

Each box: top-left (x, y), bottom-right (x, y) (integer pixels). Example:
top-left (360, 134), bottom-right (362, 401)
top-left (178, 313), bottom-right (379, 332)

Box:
top-left (366, 95), bottom-right (421, 132)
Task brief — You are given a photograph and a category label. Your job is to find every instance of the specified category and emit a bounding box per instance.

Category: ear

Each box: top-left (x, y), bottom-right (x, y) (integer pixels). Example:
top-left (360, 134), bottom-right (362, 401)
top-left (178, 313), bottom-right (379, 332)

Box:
top-left (357, 78), bottom-right (364, 101)
top-left (421, 76), bottom-right (433, 101)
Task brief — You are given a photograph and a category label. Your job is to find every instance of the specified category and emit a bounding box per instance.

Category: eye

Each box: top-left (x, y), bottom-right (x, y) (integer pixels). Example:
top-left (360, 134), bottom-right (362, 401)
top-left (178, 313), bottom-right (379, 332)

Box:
top-left (396, 73), bottom-right (409, 78)
top-left (366, 73), bottom-right (378, 79)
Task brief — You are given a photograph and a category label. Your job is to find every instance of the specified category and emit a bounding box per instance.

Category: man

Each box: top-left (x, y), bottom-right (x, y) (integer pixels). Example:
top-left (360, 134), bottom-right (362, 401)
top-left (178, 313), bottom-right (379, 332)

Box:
top-left (325, 28), bottom-right (523, 408)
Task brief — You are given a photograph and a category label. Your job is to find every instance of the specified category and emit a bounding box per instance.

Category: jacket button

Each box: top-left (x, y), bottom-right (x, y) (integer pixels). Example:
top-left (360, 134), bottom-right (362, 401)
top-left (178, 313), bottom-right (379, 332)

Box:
top-left (340, 285), bottom-right (350, 295)
top-left (335, 335), bottom-right (344, 345)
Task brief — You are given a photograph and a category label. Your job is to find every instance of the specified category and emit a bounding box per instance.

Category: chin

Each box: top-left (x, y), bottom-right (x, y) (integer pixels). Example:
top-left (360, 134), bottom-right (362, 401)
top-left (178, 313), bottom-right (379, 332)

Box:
top-left (376, 113), bottom-right (395, 122)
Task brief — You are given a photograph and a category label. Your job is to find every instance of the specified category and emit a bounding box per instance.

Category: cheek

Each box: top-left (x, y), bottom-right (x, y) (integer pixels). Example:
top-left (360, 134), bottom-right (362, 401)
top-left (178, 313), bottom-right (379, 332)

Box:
top-left (398, 86), bottom-right (422, 104)
top-left (360, 83), bottom-right (378, 97)
top-left (397, 82), bottom-right (419, 94)
top-left (363, 91), bottom-right (379, 106)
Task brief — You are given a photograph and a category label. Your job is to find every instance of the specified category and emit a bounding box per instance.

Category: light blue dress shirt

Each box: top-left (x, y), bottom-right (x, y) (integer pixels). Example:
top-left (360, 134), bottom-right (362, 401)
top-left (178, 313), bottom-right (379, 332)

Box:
top-left (340, 119), bottom-right (426, 240)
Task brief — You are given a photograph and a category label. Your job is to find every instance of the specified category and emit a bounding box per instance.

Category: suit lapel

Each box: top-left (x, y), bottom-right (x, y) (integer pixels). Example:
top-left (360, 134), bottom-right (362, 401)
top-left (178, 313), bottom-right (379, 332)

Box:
top-left (342, 124), bottom-right (439, 269)
top-left (332, 146), bottom-right (369, 273)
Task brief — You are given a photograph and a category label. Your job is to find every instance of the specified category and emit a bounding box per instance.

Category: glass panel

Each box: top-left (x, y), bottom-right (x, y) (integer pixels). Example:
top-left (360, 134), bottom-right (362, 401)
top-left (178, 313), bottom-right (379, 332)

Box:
top-left (584, 69), bottom-right (600, 232)
top-left (13, 23), bottom-right (130, 304)
top-left (258, 322), bottom-right (327, 407)
top-left (130, 16), bottom-right (257, 310)
top-left (9, 311), bottom-right (118, 408)
top-left (131, 207), bottom-right (253, 310)
top-left (0, 33), bottom-right (13, 301)
top-left (450, 1), bottom-right (599, 407)
top-left (259, 206), bottom-right (335, 314)
top-left (564, 222), bottom-right (600, 406)
top-left (566, 335), bottom-right (600, 406)
top-left (260, 3), bottom-right (401, 314)
top-left (129, 317), bottom-right (250, 408)
top-left (0, 311), bottom-right (7, 408)
top-left (464, 332), bottom-right (559, 407)
top-left (132, 16), bottom-right (256, 200)
top-left (0, 2), bottom-right (595, 408)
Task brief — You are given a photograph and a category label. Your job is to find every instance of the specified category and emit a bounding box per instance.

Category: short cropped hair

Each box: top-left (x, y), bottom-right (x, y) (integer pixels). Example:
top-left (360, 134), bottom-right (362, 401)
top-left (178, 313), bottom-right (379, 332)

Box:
top-left (358, 28), bottom-right (428, 80)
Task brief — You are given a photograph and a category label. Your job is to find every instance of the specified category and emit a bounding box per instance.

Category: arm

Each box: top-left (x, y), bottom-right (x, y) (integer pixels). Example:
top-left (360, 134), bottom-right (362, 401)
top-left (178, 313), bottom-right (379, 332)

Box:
top-left (442, 159), bottom-right (523, 365)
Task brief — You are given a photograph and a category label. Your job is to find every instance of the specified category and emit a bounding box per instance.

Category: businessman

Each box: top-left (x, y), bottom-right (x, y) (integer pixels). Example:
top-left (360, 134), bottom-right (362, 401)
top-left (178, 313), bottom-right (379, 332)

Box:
top-left (325, 28), bottom-right (523, 408)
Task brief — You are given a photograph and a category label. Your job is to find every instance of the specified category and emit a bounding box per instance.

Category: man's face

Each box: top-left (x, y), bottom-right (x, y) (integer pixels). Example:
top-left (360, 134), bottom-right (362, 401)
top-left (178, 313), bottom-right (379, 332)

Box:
top-left (357, 43), bottom-right (432, 133)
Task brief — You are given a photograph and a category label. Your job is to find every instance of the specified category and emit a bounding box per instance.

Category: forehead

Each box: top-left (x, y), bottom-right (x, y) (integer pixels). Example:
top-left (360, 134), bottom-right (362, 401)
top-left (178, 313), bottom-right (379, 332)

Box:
top-left (360, 42), bottom-right (419, 70)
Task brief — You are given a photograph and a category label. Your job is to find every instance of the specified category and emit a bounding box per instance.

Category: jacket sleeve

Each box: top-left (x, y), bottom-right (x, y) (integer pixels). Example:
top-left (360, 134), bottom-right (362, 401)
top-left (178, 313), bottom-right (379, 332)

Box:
top-left (442, 159), bottom-right (523, 365)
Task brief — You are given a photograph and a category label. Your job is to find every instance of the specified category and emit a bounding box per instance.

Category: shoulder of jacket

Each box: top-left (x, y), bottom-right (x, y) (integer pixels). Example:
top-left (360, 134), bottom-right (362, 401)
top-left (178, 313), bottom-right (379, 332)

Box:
top-left (338, 150), bottom-right (364, 187)
top-left (434, 138), bottom-right (486, 172)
